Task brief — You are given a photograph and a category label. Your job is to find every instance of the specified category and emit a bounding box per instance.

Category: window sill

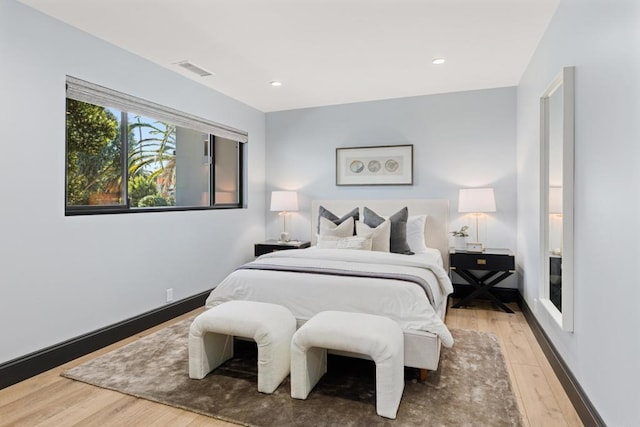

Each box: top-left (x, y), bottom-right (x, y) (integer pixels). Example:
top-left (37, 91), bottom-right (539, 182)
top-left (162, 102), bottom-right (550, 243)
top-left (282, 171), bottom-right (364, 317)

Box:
top-left (65, 204), bottom-right (243, 216)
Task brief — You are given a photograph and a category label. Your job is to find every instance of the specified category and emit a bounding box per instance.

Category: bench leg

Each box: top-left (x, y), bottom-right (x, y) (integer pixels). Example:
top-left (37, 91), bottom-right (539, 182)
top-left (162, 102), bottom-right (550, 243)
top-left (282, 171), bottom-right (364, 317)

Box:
top-left (291, 346), bottom-right (327, 399)
top-left (375, 350), bottom-right (405, 419)
top-left (419, 369), bottom-right (428, 382)
top-left (189, 332), bottom-right (233, 379)
top-left (256, 329), bottom-right (295, 394)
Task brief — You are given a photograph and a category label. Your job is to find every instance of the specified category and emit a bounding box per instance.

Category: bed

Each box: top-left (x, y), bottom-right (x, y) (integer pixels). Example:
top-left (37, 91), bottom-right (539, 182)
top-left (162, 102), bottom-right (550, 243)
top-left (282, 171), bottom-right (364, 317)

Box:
top-left (205, 199), bottom-right (453, 371)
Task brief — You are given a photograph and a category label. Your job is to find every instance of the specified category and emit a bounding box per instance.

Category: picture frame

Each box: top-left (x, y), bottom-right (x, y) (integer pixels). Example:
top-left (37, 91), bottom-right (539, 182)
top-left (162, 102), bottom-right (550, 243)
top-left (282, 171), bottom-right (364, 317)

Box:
top-left (336, 144), bottom-right (413, 186)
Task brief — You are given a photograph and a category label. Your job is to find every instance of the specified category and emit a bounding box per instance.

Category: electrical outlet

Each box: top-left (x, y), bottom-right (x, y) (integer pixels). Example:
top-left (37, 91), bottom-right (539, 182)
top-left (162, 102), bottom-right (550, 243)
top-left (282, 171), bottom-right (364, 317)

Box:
top-left (166, 288), bottom-right (173, 303)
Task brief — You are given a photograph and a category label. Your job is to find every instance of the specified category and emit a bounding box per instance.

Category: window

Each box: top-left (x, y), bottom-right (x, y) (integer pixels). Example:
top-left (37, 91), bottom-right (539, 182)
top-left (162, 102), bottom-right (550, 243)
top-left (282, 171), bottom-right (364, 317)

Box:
top-left (65, 76), bottom-right (246, 215)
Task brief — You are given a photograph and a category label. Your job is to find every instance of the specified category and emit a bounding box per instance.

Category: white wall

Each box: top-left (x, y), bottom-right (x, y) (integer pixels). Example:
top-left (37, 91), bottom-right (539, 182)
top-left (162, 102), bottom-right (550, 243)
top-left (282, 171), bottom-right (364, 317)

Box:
top-left (517, 0), bottom-right (640, 424)
top-left (266, 87), bottom-right (517, 286)
top-left (0, 0), bottom-right (266, 364)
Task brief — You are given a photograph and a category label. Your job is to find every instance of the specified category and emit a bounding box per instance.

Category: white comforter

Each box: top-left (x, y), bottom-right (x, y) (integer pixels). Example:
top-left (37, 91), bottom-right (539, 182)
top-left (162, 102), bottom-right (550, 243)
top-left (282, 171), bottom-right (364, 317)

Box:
top-left (205, 248), bottom-right (454, 347)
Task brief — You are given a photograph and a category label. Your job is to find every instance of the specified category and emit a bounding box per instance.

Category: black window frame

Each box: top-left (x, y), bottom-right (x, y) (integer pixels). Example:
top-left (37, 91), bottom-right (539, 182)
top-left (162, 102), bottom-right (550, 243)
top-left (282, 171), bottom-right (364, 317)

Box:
top-left (64, 77), bottom-right (247, 216)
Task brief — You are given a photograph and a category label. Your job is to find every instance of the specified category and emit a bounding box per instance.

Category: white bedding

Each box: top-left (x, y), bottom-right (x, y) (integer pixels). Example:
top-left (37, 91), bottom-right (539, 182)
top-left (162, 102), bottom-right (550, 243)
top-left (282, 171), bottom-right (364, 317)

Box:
top-left (205, 248), bottom-right (454, 347)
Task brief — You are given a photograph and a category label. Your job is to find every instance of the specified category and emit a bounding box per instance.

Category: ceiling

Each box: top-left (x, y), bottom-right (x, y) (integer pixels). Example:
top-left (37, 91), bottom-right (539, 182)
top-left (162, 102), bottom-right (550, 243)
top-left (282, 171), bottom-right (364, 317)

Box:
top-left (19, 0), bottom-right (559, 112)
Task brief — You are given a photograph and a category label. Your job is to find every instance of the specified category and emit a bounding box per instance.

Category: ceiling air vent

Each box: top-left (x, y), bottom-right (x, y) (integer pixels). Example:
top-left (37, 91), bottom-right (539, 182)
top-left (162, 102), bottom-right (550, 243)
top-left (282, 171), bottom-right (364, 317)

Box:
top-left (175, 61), bottom-right (214, 77)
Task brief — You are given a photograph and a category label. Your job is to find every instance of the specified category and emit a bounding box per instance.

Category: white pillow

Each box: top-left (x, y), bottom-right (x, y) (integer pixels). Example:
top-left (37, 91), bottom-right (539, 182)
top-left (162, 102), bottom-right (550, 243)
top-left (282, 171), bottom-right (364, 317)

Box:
top-left (316, 234), bottom-right (373, 250)
top-left (356, 219), bottom-right (391, 252)
top-left (319, 216), bottom-right (354, 238)
top-left (407, 214), bottom-right (428, 253)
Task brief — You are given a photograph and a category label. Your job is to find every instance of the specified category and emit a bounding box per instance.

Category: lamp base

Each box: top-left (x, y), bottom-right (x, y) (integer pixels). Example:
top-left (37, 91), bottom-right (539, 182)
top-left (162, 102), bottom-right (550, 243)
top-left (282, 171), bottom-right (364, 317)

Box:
top-left (279, 231), bottom-right (291, 242)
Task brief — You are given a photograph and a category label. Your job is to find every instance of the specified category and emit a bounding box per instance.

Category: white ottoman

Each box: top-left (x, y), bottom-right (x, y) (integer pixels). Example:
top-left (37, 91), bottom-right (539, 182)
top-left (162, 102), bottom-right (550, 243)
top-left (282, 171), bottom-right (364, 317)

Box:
top-left (290, 311), bottom-right (405, 419)
top-left (189, 300), bottom-right (296, 394)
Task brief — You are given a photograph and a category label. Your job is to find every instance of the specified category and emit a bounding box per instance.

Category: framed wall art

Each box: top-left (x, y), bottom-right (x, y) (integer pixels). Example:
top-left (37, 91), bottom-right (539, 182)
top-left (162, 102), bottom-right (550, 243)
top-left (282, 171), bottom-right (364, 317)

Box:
top-left (336, 144), bottom-right (413, 186)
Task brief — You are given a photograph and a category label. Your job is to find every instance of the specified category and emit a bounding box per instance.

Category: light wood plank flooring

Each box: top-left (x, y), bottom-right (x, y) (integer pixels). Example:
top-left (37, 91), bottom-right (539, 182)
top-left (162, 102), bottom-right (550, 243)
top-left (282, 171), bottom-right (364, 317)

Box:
top-left (0, 302), bottom-right (583, 426)
top-left (446, 300), bottom-right (583, 427)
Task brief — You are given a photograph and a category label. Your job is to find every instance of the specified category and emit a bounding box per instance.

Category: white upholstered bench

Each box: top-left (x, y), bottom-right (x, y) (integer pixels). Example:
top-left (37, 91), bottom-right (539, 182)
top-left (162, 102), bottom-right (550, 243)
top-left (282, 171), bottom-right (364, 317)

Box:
top-left (290, 311), bottom-right (405, 419)
top-left (188, 300), bottom-right (296, 394)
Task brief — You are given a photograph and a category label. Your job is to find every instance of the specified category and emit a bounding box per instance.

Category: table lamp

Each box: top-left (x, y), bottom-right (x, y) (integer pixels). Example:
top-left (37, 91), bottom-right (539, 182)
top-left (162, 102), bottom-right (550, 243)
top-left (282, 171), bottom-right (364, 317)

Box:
top-left (458, 188), bottom-right (496, 252)
top-left (270, 191), bottom-right (298, 242)
top-left (549, 186), bottom-right (563, 255)
top-left (549, 186), bottom-right (563, 216)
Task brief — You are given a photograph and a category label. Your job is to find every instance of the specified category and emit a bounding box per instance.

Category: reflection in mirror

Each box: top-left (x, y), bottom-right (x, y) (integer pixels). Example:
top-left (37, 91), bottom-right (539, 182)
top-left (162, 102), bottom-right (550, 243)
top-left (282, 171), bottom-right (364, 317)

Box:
top-left (540, 66), bottom-right (574, 332)
top-left (548, 85), bottom-right (563, 311)
top-left (549, 186), bottom-right (563, 310)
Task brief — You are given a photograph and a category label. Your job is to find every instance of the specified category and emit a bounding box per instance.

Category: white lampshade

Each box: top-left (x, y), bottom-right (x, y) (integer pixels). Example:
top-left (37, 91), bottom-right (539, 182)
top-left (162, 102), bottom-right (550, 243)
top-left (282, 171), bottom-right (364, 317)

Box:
top-left (458, 188), bottom-right (496, 213)
top-left (270, 191), bottom-right (298, 212)
top-left (549, 187), bottom-right (563, 215)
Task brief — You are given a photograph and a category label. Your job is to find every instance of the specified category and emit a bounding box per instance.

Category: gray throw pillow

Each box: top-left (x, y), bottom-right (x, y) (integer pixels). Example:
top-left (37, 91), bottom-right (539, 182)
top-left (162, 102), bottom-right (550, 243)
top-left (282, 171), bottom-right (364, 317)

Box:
top-left (317, 206), bottom-right (359, 235)
top-left (362, 206), bottom-right (414, 255)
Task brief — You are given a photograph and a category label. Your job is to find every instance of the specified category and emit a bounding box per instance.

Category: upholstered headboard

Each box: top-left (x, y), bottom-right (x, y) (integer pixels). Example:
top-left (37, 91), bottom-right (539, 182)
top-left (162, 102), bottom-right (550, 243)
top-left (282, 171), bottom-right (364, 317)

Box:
top-left (310, 199), bottom-right (450, 269)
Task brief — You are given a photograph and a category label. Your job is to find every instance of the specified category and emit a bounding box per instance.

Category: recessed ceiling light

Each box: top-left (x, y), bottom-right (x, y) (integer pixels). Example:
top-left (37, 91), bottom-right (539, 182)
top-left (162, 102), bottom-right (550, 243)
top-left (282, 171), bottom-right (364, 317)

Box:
top-left (432, 58), bottom-right (445, 65)
top-left (270, 80), bottom-right (282, 87)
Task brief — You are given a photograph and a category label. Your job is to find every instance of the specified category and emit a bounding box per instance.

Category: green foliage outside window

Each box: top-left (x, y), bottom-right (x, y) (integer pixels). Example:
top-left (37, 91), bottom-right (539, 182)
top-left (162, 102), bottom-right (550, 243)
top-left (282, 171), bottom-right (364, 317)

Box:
top-left (128, 117), bottom-right (177, 201)
top-left (66, 99), bottom-right (178, 207)
top-left (138, 194), bottom-right (170, 207)
top-left (128, 175), bottom-right (158, 207)
top-left (66, 99), bottom-right (121, 205)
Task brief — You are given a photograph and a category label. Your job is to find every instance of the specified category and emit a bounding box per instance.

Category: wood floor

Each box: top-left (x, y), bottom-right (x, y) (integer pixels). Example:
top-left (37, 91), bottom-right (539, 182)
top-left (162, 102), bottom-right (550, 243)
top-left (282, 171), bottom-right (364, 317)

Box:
top-left (444, 300), bottom-right (583, 427)
top-left (0, 301), bottom-right (583, 426)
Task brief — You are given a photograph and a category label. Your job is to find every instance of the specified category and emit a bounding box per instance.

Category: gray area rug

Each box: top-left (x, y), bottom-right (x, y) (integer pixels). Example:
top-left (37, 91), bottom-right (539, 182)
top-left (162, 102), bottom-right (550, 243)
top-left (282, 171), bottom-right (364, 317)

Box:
top-left (63, 318), bottom-right (522, 426)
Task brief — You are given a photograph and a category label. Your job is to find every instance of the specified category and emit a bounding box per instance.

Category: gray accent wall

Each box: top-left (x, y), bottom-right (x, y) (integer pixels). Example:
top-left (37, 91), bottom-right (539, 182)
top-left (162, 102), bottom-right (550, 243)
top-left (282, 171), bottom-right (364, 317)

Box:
top-left (266, 88), bottom-right (517, 283)
top-left (0, 0), bottom-right (266, 364)
top-left (517, 0), bottom-right (639, 424)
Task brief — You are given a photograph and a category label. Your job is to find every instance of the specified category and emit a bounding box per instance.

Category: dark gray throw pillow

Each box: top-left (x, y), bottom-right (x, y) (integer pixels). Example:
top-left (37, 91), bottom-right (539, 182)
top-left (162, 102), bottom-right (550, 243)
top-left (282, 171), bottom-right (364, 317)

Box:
top-left (317, 206), bottom-right (359, 235)
top-left (362, 206), bottom-right (414, 255)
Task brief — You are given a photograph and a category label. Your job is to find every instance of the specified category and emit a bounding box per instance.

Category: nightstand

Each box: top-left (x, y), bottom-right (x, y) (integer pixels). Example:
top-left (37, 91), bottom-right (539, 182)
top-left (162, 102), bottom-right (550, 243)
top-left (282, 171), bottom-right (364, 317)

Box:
top-left (449, 248), bottom-right (515, 313)
top-left (254, 240), bottom-right (311, 257)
